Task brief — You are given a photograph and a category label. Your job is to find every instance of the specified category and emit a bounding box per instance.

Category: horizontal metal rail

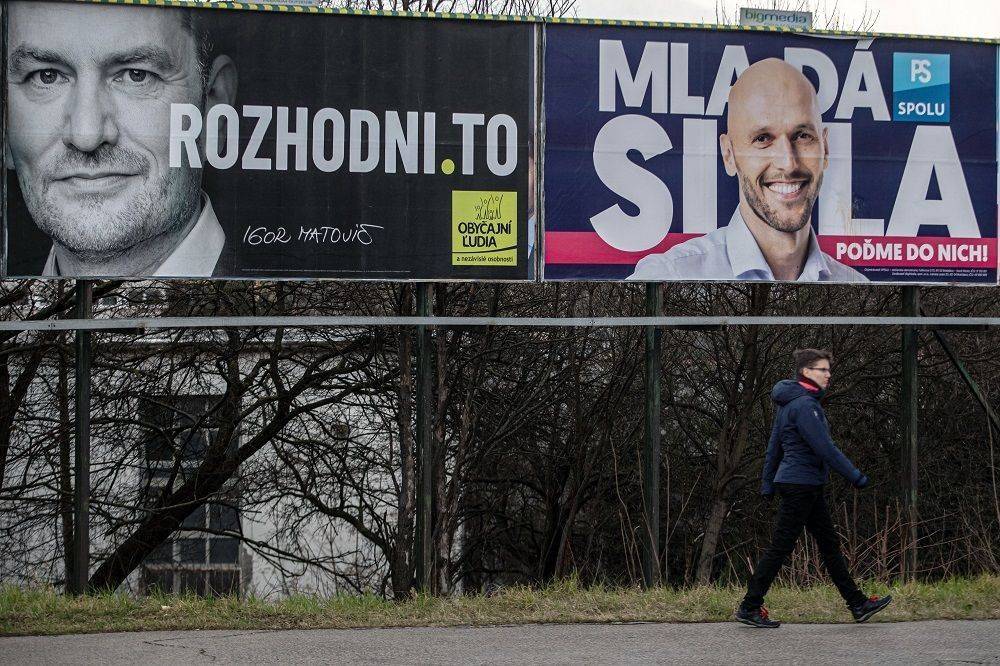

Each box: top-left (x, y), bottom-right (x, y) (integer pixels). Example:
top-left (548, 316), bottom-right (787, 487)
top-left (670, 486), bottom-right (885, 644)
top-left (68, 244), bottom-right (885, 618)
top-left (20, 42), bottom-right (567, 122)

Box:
top-left (0, 315), bottom-right (998, 332)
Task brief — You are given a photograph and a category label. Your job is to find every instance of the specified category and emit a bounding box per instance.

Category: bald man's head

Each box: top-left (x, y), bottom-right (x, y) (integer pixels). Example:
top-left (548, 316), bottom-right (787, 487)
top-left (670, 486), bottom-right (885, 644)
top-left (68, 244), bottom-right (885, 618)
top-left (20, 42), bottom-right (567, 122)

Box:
top-left (720, 58), bottom-right (829, 235)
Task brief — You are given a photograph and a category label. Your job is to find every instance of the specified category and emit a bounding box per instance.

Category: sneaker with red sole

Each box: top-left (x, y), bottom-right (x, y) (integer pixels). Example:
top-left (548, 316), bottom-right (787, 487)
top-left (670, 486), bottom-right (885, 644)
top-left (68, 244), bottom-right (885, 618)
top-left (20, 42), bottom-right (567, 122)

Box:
top-left (734, 604), bottom-right (781, 628)
top-left (850, 594), bottom-right (893, 623)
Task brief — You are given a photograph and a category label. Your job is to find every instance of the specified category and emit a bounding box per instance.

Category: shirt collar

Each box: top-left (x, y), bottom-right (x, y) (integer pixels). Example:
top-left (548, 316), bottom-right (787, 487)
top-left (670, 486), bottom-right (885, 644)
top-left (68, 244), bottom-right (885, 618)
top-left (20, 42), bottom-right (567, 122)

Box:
top-left (799, 226), bottom-right (832, 281)
top-left (155, 195), bottom-right (224, 277)
top-left (42, 245), bottom-right (58, 277)
top-left (43, 194), bottom-right (224, 278)
top-left (724, 209), bottom-right (772, 280)
top-left (724, 209), bottom-right (832, 281)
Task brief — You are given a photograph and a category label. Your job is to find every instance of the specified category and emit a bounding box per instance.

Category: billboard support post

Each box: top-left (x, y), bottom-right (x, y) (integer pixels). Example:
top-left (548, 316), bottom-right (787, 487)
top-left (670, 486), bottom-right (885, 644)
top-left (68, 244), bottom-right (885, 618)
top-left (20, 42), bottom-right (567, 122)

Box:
top-left (71, 280), bottom-right (92, 595)
top-left (641, 283), bottom-right (663, 588)
top-left (901, 286), bottom-right (920, 580)
top-left (415, 283), bottom-right (434, 593)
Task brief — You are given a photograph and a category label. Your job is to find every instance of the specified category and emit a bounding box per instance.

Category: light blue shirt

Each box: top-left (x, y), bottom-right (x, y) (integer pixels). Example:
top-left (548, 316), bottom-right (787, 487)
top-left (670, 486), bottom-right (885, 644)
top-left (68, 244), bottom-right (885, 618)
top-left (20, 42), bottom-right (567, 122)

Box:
top-left (627, 209), bottom-right (868, 283)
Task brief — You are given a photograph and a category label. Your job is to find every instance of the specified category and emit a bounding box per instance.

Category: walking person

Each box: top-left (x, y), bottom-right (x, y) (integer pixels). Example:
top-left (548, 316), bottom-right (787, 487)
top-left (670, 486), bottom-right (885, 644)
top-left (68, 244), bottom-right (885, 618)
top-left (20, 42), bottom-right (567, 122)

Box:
top-left (735, 349), bottom-right (892, 628)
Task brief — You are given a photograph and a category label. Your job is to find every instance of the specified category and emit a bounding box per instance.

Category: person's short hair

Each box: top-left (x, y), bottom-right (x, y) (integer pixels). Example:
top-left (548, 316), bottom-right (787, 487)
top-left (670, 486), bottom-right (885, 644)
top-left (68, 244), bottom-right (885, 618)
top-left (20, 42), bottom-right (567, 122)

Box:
top-left (180, 8), bottom-right (216, 92)
top-left (793, 348), bottom-right (833, 375)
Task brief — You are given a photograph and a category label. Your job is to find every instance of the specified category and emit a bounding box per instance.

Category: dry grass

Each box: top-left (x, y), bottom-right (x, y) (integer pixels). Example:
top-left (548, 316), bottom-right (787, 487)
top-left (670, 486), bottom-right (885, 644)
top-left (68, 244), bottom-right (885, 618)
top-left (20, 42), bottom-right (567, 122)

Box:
top-left (3, 576), bottom-right (999, 636)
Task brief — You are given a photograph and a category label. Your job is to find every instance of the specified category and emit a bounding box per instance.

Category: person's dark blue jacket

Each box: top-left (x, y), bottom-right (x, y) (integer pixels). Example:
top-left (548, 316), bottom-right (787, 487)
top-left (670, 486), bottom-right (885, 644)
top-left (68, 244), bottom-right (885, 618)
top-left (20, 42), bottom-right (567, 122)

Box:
top-left (760, 379), bottom-right (867, 496)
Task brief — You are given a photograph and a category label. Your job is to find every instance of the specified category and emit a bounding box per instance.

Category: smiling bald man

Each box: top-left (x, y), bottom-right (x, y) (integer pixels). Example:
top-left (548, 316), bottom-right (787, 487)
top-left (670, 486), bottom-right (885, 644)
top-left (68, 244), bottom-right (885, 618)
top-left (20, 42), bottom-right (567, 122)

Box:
top-left (628, 58), bottom-right (867, 283)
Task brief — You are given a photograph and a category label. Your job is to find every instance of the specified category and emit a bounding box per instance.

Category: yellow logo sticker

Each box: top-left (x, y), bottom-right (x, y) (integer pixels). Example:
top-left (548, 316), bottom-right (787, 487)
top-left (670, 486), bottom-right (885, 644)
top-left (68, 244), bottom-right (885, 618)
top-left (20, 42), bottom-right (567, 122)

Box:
top-left (452, 191), bottom-right (517, 266)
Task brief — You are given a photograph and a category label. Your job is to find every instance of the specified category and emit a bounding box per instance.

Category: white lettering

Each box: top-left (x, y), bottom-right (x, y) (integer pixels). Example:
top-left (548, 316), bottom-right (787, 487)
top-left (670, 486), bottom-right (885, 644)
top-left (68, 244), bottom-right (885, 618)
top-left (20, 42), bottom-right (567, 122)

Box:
top-left (349, 109), bottom-right (380, 173)
top-left (205, 104), bottom-right (239, 170)
top-left (385, 111), bottom-right (419, 175)
top-left (453, 112), bottom-right (485, 175)
top-left (682, 118), bottom-right (717, 233)
top-left (887, 126), bottom-right (979, 238)
top-left (487, 114), bottom-right (517, 177)
top-left (242, 106), bottom-right (273, 170)
top-left (311, 108), bottom-right (345, 173)
top-left (834, 51), bottom-right (890, 121)
top-left (276, 106), bottom-right (309, 171)
top-left (423, 112), bottom-right (437, 174)
top-left (670, 43), bottom-right (704, 115)
top-left (819, 123), bottom-right (884, 236)
top-left (169, 103), bottom-right (202, 168)
top-left (590, 115), bottom-right (672, 251)
top-left (705, 45), bottom-right (750, 116)
top-left (911, 59), bottom-right (932, 84)
top-left (598, 40), bottom-right (669, 113)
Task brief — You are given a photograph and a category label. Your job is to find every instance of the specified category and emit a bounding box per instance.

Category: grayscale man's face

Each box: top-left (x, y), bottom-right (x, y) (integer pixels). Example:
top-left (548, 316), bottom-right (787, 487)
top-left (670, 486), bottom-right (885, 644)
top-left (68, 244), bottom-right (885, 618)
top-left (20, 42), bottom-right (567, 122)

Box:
top-left (6, 2), bottom-right (204, 260)
top-left (720, 59), bottom-right (829, 235)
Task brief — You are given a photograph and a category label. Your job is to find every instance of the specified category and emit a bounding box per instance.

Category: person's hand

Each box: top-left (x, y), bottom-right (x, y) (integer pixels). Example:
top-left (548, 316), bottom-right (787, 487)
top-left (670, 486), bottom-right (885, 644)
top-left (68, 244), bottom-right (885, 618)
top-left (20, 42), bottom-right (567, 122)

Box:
top-left (854, 474), bottom-right (870, 489)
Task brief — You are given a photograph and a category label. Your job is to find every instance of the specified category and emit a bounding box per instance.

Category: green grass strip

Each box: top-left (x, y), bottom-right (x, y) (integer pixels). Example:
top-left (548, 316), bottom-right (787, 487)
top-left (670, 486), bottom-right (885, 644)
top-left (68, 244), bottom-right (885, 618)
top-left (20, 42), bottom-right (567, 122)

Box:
top-left (3, 576), bottom-right (999, 636)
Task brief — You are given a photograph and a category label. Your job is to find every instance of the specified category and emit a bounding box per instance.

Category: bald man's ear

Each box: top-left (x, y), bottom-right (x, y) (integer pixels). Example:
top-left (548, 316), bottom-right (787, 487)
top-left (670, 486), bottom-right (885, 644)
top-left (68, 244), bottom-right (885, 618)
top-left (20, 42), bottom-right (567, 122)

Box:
top-left (719, 134), bottom-right (737, 177)
top-left (205, 55), bottom-right (238, 109)
top-left (4, 143), bottom-right (12, 171)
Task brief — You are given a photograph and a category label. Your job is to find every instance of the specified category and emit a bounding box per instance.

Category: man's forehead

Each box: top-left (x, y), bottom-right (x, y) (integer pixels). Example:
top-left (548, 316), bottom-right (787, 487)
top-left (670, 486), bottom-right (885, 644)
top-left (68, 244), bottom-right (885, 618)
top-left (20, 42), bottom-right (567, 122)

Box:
top-left (728, 86), bottom-right (821, 134)
top-left (8, 2), bottom-right (193, 59)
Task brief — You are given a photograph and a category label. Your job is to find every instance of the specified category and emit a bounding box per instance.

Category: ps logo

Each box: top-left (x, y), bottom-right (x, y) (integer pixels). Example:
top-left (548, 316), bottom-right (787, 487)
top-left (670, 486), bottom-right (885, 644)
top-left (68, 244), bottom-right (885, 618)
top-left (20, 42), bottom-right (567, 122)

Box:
top-left (894, 52), bottom-right (949, 122)
top-left (910, 59), bottom-right (933, 83)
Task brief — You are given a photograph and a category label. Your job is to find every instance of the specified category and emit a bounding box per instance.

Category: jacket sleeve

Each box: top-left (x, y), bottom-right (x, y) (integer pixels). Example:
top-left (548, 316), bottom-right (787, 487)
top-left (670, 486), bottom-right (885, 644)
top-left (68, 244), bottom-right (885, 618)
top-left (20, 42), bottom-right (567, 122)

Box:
top-left (793, 400), bottom-right (863, 484)
top-left (760, 414), bottom-right (783, 495)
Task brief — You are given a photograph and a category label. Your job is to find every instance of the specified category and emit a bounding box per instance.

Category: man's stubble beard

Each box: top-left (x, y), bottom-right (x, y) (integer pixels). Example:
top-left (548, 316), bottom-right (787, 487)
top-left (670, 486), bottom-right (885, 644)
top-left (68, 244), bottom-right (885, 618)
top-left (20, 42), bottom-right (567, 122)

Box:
top-left (21, 146), bottom-right (202, 263)
top-left (738, 170), bottom-right (823, 235)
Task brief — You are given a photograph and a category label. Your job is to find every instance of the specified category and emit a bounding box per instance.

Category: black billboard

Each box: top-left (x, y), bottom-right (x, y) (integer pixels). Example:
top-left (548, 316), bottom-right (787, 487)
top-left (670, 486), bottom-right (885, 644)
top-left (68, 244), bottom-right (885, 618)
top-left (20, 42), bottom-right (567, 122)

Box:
top-left (3, 1), bottom-right (535, 280)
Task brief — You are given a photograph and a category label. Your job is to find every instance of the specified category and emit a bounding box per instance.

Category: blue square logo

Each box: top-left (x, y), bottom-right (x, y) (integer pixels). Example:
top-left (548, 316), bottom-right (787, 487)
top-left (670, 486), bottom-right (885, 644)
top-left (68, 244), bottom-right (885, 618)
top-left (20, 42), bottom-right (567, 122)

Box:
top-left (893, 53), bottom-right (950, 122)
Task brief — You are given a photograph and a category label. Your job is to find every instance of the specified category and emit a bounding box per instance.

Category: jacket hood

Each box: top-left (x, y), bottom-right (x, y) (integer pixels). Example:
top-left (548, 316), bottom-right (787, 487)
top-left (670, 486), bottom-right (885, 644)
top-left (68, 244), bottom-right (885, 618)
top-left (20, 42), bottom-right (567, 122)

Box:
top-left (772, 379), bottom-right (822, 405)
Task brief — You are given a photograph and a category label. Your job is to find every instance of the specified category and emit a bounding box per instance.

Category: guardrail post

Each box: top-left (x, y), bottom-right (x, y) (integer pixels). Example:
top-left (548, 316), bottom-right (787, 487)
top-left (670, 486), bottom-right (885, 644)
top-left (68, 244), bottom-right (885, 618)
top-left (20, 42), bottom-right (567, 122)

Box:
top-left (71, 280), bottom-right (92, 595)
top-left (641, 283), bottom-right (663, 587)
top-left (900, 286), bottom-right (919, 580)
top-left (415, 283), bottom-right (434, 592)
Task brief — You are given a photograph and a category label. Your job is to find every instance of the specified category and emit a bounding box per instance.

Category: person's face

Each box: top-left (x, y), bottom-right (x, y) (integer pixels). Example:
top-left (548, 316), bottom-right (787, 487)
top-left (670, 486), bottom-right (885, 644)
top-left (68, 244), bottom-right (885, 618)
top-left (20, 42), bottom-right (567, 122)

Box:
top-left (802, 359), bottom-right (832, 390)
top-left (6, 3), bottom-right (205, 260)
top-left (720, 70), bottom-right (829, 234)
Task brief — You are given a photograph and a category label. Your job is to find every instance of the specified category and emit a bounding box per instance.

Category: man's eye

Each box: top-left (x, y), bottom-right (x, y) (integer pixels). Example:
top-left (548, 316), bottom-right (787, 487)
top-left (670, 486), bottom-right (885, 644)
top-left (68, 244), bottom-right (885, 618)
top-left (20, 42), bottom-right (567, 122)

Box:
top-left (114, 69), bottom-right (157, 86)
top-left (752, 134), bottom-right (771, 144)
top-left (32, 69), bottom-right (61, 85)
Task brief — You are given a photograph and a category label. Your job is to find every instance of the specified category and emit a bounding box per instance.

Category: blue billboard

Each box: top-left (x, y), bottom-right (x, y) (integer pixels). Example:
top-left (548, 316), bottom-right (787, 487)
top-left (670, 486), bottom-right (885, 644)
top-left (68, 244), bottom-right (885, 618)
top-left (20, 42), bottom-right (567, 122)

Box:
top-left (544, 24), bottom-right (998, 284)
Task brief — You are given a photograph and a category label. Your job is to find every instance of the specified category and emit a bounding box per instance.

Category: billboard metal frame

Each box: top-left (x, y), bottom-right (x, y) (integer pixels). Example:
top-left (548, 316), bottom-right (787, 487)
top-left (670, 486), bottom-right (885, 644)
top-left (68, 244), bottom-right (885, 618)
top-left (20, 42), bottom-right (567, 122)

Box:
top-left (4, 1), bottom-right (1000, 283)
top-left (19, 283), bottom-right (998, 593)
top-left (5, 0), bottom-right (1000, 594)
top-left (1, 313), bottom-right (998, 332)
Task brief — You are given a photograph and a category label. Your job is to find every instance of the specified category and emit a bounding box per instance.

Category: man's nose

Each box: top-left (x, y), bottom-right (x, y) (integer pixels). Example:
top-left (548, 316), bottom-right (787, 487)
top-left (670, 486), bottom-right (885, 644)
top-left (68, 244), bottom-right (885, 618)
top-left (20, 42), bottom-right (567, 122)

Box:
top-left (770, 135), bottom-right (800, 171)
top-left (62, 77), bottom-right (119, 153)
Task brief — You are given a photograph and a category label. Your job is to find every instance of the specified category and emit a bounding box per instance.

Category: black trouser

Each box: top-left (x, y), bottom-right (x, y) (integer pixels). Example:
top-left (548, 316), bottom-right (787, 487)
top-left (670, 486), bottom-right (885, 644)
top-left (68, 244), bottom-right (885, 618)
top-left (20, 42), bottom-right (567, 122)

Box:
top-left (743, 483), bottom-right (866, 609)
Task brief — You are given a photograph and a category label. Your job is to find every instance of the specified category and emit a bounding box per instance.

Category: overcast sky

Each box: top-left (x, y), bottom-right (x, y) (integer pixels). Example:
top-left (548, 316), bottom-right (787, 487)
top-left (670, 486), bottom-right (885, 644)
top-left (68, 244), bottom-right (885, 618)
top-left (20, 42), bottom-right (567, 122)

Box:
top-left (572, 0), bottom-right (1000, 39)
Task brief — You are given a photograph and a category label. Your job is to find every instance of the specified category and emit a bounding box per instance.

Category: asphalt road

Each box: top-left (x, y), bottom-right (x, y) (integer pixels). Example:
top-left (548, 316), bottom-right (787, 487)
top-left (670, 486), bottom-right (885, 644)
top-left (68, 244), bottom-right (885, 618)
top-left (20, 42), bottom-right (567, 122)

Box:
top-left (4, 620), bottom-right (999, 665)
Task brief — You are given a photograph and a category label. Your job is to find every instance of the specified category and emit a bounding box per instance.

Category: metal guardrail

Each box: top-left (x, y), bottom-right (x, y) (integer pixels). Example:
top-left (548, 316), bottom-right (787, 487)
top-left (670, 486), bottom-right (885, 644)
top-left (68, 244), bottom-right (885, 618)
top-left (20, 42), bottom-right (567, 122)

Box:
top-left (0, 315), bottom-right (998, 331)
